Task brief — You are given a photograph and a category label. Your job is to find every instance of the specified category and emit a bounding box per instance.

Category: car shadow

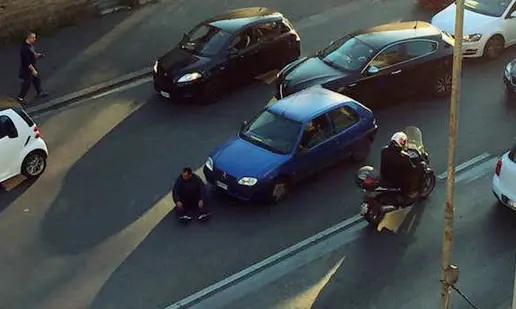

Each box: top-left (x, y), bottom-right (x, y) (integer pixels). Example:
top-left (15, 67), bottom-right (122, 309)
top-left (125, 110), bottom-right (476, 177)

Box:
top-left (0, 177), bottom-right (37, 213)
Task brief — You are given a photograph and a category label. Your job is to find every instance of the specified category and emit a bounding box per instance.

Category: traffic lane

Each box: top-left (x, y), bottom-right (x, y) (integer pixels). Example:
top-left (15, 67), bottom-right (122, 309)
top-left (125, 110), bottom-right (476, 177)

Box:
top-left (309, 173), bottom-right (516, 309)
top-left (87, 56), bottom-right (516, 308)
top-left (226, 174), bottom-right (516, 309)
top-left (84, 43), bottom-right (516, 309)
top-left (0, 85), bottom-right (166, 309)
top-left (297, 0), bottom-right (433, 55)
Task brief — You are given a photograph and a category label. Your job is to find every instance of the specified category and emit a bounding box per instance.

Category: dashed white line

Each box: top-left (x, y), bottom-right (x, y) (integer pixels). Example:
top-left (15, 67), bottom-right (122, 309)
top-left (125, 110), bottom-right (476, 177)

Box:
top-left (163, 214), bottom-right (364, 309)
top-left (437, 152), bottom-right (491, 180)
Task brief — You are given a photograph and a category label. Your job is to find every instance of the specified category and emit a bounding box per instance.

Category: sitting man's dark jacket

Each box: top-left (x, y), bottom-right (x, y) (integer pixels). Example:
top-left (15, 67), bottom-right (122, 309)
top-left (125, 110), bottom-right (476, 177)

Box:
top-left (380, 142), bottom-right (418, 194)
top-left (172, 173), bottom-right (205, 207)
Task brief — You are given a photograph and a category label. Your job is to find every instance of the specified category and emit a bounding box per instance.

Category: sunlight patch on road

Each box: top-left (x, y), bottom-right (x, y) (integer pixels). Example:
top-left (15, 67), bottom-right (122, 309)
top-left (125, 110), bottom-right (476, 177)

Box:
top-left (37, 192), bottom-right (174, 309)
top-left (274, 257), bottom-right (345, 309)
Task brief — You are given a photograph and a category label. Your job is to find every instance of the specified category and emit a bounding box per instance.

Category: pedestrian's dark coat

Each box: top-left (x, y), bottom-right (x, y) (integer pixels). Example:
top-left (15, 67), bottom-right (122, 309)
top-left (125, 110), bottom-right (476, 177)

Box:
top-left (172, 173), bottom-right (205, 205)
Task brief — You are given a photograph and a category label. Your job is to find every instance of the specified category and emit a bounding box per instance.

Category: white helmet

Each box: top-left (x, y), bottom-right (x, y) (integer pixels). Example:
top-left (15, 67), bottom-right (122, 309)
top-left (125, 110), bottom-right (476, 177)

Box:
top-left (391, 132), bottom-right (407, 147)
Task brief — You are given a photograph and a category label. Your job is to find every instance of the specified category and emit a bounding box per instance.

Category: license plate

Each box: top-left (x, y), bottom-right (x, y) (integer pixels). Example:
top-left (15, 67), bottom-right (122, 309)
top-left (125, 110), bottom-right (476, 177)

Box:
top-left (360, 203), bottom-right (369, 215)
top-left (216, 181), bottom-right (228, 190)
top-left (160, 91), bottom-right (170, 98)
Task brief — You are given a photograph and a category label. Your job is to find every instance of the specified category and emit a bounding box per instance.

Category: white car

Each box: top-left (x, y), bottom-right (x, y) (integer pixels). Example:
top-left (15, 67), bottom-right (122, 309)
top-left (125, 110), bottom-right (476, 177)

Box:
top-left (0, 97), bottom-right (48, 183)
top-left (493, 145), bottom-right (516, 210)
top-left (431, 0), bottom-right (516, 59)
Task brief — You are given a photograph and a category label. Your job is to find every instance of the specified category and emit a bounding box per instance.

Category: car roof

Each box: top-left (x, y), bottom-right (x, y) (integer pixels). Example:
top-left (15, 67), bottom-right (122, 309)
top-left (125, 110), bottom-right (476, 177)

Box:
top-left (206, 7), bottom-right (283, 33)
top-left (268, 87), bottom-right (358, 122)
top-left (353, 21), bottom-right (442, 50)
top-left (0, 96), bottom-right (22, 112)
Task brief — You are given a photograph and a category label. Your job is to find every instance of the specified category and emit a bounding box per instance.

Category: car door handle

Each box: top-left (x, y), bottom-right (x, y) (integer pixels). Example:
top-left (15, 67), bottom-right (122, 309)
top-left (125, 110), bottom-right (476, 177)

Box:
top-left (390, 69), bottom-right (402, 75)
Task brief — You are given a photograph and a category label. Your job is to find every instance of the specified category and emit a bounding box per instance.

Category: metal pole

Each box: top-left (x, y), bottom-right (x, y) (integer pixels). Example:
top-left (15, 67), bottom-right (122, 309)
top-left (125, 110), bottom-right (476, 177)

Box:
top-left (511, 256), bottom-right (516, 309)
top-left (440, 0), bottom-right (465, 306)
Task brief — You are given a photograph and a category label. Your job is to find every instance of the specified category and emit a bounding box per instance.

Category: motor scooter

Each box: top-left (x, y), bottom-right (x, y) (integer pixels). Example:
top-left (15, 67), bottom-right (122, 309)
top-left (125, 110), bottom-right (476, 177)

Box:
top-left (356, 126), bottom-right (436, 227)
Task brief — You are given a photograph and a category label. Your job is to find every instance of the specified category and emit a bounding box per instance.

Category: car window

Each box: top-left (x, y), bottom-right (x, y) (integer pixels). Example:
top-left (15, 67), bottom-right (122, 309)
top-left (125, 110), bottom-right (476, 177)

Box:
top-left (0, 115), bottom-right (17, 139)
top-left (369, 43), bottom-right (407, 70)
top-left (327, 106), bottom-right (359, 133)
top-left (240, 110), bottom-right (302, 154)
top-left (405, 41), bottom-right (438, 59)
top-left (299, 115), bottom-right (333, 149)
top-left (181, 25), bottom-right (232, 56)
top-left (255, 21), bottom-right (282, 40)
top-left (230, 28), bottom-right (259, 52)
top-left (318, 36), bottom-right (376, 72)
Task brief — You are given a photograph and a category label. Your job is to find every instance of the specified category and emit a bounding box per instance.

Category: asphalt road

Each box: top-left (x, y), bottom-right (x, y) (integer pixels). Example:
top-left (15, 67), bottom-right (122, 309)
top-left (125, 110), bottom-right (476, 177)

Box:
top-left (224, 172), bottom-right (516, 309)
top-left (0, 0), bottom-right (515, 308)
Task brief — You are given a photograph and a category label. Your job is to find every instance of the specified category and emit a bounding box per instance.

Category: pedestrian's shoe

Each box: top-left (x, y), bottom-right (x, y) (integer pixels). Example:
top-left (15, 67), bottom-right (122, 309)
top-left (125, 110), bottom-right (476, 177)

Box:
top-left (179, 215), bottom-right (192, 221)
top-left (17, 97), bottom-right (25, 103)
top-left (36, 92), bottom-right (49, 98)
top-left (198, 213), bottom-right (210, 221)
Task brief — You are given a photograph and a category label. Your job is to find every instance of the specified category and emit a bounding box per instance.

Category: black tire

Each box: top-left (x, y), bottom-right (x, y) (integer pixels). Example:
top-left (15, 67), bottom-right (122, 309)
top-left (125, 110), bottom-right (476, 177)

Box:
top-left (432, 70), bottom-right (452, 96)
top-left (351, 138), bottom-right (372, 162)
top-left (269, 179), bottom-right (289, 204)
top-left (21, 150), bottom-right (47, 179)
top-left (483, 35), bottom-right (505, 60)
top-left (419, 172), bottom-right (436, 199)
top-left (200, 80), bottom-right (223, 104)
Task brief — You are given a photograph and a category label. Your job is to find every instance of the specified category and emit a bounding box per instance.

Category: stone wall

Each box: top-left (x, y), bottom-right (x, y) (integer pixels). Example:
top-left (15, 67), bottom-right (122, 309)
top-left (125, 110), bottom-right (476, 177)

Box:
top-left (0, 0), bottom-right (99, 43)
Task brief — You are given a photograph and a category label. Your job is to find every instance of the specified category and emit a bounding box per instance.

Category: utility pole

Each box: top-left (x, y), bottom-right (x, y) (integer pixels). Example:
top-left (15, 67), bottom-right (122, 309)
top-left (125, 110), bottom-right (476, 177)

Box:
top-left (440, 0), bottom-right (465, 306)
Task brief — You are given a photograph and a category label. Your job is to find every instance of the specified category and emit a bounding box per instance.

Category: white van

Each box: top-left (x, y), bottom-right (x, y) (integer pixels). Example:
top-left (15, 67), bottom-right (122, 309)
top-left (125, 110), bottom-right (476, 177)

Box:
top-left (0, 97), bottom-right (48, 183)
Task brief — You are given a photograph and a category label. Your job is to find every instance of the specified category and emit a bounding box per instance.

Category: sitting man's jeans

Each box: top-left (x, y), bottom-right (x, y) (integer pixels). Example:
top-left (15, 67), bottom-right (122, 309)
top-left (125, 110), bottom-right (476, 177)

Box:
top-left (175, 201), bottom-right (208, 219)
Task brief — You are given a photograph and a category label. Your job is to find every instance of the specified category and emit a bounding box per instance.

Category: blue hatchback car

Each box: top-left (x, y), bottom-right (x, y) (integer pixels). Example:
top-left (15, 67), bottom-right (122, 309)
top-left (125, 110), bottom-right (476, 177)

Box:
top-left (203, 87), bottom-right (378, 203)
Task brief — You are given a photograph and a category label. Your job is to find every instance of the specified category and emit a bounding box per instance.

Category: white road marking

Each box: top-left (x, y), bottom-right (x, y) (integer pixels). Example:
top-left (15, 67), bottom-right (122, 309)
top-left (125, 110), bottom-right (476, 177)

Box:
top-left (91, 76), bottom-right (152, 99)
top-left (163, 215), bottom-right (364, 309)
top-left (453, 157), bottom-right (498, 184)
top-left (186, 222), bottom-right (367, 309)
top-left (437, 152), bottom-right (491, 180)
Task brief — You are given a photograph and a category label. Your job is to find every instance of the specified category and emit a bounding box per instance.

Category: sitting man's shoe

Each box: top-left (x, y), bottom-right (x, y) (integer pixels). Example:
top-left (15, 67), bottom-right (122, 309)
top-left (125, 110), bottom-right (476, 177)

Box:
top-left (198, 213), bottom-right (209, 220)
top-left (17, 97), bottom-right (25, 103)
top-left (179, 215), bottom-right (192, 220)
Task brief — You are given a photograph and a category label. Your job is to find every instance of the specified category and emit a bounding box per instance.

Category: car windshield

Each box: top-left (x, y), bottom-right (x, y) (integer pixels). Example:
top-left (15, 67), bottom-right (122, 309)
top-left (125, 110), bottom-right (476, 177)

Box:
top-left (318, 36), bottom-right (376, 72)
top-left (181, 24), bottom-right (231, 56)
top-left (464, 0), bottom-right (512, 17)
top-left (239, 110), bottom-right (302, 155)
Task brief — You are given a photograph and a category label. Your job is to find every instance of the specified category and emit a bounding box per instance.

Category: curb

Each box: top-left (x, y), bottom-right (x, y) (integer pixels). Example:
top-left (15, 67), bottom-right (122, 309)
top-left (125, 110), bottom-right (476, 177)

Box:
top-left (26, 67), bottom-right (152, 115)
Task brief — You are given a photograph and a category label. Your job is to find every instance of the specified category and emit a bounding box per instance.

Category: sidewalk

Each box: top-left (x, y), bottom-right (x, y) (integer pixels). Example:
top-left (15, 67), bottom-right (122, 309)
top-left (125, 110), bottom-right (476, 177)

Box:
top-left (0, 0), bottom-right (362, 105)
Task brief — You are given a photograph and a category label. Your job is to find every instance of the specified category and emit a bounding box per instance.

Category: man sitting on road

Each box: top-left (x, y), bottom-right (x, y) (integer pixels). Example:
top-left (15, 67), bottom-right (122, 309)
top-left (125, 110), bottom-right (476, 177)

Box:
top-left (172, 167), bottom-right (209, 221)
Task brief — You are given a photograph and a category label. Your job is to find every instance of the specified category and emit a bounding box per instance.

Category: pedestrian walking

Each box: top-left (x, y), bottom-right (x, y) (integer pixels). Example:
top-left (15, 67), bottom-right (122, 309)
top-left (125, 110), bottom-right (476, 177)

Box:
top-left (17, 32), bottom-right (48, 103)
top-left (172, 167), bottom-right (210, 222)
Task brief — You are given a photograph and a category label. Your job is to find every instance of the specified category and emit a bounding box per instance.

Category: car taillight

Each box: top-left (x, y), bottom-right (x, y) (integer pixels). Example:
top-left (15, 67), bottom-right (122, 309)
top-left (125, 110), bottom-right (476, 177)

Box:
top-left (34, 125), bottom-right (41, 138)
top-left (495, 159), bottom-right (502, 176)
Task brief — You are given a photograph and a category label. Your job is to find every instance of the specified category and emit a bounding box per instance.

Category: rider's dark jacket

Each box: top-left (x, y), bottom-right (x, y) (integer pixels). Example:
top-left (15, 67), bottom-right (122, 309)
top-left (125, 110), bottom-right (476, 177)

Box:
top-left (380, 141), bottom-right (419, 193)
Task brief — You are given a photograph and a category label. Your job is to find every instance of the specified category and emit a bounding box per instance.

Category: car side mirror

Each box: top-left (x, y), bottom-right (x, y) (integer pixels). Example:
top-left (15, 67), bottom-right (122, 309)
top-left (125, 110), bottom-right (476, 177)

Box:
top-left (296, 144), bottom-right (307, 153)
top-left (367, 66), bottom-right (379, 75)
top-left (228, 48), bottom-right (238, 57)
top-left (240, 121), bottom-right (248, 131)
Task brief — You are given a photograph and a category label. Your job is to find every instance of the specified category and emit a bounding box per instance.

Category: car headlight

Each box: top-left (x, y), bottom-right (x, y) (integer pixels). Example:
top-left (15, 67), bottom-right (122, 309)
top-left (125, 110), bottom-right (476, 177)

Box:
top-left (153, 61), bottom-right (158, 73)
top-left (238, 177), bottom-right (258, 186)
top-left (177, 72), bottom-right (202, 83)
top-left (205, 157), bottom-right (213, 171)
top-left (463, 34), bottom-right (482, 42)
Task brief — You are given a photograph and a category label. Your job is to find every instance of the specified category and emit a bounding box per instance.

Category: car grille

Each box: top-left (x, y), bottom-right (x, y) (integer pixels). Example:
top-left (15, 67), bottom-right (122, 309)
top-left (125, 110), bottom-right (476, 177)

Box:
top-left (212, 168), bottom-right (237, 184)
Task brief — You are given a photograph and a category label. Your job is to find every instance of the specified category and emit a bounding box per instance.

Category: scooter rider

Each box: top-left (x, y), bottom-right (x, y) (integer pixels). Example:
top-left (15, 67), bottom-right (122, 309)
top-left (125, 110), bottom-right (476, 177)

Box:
top-left (380, 132), bottom-right (421, 202)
